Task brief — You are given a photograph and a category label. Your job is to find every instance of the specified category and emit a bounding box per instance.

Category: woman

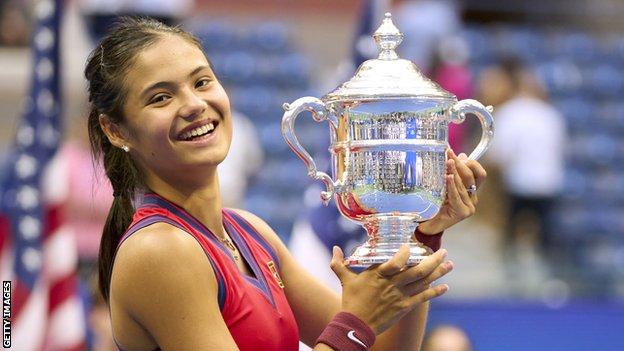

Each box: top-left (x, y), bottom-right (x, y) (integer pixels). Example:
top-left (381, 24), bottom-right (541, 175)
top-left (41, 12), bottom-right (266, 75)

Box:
top-left (86, 17), bottom-right (486, 351)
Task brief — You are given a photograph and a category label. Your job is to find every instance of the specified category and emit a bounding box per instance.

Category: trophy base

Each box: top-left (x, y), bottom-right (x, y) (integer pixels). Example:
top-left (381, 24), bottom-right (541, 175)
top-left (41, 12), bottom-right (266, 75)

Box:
top-left (345, 239), bottom-right (433, 269)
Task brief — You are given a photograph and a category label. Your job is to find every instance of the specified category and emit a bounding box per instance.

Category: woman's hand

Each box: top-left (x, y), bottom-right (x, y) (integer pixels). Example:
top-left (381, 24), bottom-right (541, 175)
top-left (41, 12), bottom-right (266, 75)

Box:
top-left (418, 149), bottom-right (487, 235)
top-left (330, 245), bottom-right (453, 335)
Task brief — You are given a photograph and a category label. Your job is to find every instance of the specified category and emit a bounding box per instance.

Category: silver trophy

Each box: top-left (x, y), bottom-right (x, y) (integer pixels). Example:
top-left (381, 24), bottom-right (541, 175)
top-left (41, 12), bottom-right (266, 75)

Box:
top-left (282, 13), bottom-right (494, 267)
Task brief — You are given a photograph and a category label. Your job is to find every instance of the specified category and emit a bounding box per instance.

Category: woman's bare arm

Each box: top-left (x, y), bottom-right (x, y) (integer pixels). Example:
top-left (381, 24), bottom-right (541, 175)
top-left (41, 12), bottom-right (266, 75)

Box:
top-left (235, 210), bottom-right (450, 351)
top-left (110, 223), bottom-right (240, 350)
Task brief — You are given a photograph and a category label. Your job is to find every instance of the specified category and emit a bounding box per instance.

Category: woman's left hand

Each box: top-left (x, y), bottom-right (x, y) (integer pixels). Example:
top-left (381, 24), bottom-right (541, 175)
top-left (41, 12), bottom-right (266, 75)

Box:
top-left (417, 149), bottom-right (487, 235)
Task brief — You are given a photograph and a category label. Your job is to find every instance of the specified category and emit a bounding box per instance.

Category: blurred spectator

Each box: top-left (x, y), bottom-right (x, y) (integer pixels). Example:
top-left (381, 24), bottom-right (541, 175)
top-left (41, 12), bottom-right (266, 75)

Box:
top-left (395, 0), bottom-right (470, 153)
top-left (218, 111), bottom-right (264, 208)
top-left (0, 0), bottom-right (30, 46)
top-left (486, 57), bottom-right (566, 263)
top-left (422, 325), bottom-right (472, 351)
top-left (475, 65), bottom-right (515, 108)
top-left (430, 35), bottom-right (473, 152)
top-left (395, 0), bottom-right (461, 73)
top-left (470, 63), bottom-right (517, 240)
top-left (431, 36), bottom-right (472, 101)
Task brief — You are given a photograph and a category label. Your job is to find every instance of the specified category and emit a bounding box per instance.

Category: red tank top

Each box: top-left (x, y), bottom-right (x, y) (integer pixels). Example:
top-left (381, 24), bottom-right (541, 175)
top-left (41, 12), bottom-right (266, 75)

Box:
top-left (116, 193), bottom-right (299, 351)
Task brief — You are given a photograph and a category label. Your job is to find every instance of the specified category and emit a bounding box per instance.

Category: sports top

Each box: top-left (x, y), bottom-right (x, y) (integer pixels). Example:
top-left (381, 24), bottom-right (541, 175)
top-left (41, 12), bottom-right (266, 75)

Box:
top-left (114, 193), bottom-right (299, 351)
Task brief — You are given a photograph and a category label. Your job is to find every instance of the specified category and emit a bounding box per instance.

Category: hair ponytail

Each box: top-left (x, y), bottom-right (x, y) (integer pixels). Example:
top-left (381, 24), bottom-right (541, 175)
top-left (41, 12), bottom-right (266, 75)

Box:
top-left (89, 104), bottom-right (141, 301)
top-left (98, 194), bottom-right (134, 301)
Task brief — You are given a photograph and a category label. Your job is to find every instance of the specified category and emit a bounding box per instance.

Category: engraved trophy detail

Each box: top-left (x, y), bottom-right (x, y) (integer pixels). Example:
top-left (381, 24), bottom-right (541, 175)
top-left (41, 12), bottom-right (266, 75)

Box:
top-left (282, 13), bottom-right (494, 268)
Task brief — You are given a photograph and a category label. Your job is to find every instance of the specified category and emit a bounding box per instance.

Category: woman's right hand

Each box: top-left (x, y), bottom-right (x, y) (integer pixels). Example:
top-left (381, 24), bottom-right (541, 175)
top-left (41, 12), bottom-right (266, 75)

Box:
top-left (329, 245), bottom-right (453, 335)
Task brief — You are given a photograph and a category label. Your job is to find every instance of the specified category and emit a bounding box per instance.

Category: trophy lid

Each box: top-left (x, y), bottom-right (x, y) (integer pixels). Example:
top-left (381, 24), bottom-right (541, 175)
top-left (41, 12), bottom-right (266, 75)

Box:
top-left (323, 13), bottom-right (455, 102)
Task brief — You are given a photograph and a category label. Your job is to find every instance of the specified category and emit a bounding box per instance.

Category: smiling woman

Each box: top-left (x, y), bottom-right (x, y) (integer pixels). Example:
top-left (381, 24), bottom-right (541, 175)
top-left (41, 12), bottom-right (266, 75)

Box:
top-left (85, 17), bottom-right (480, 351)
top-left (111, 34), bottom-right (231, 170)
top-left (85, 18), bottom-right (231, 304)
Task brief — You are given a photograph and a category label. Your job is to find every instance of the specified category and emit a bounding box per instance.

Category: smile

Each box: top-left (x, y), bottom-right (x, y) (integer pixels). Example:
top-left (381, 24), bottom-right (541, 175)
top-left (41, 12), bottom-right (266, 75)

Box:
top-left (178, 121), bottom-right (217, 141)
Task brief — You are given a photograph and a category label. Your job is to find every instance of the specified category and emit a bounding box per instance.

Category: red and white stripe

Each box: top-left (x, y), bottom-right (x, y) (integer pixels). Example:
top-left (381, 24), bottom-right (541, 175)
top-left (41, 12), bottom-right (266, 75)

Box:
top-left (0, 160), bottom-right (87, 351)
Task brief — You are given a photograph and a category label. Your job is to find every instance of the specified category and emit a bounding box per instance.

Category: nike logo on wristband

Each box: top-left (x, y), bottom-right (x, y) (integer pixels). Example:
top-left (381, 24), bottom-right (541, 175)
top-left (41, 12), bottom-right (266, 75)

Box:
top-left (347, 330), bottom-right (368, 348)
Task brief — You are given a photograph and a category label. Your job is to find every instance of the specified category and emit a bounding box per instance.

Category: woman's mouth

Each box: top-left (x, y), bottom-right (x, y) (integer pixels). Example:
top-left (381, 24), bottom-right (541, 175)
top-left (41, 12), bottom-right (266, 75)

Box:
top-left (178, 121), bottom-right (217, 141)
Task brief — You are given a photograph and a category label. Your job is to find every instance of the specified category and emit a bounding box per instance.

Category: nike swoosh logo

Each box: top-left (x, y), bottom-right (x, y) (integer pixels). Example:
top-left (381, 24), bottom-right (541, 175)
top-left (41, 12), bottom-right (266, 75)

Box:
top-left (347, 330), bottom-right (368, 348)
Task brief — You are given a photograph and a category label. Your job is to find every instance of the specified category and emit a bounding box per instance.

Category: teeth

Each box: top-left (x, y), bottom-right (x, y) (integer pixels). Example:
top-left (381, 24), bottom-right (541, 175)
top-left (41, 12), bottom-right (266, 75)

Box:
top-left (181, 122), bottom-right (215, 140)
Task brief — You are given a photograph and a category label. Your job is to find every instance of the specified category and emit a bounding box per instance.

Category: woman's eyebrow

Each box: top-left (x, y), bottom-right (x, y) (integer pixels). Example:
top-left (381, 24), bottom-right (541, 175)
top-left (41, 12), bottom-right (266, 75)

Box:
top-left (140, 81), bottom-right (177, 100)
top-left (139, 65), bottom-right (212, 100)
top-left (188, 65), bottom-right (211, 77)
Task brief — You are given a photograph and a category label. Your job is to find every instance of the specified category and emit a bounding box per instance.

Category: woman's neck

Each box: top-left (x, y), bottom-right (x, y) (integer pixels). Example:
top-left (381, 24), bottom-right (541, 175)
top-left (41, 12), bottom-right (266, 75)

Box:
top-left (143, 168), bottom-right (227, 239)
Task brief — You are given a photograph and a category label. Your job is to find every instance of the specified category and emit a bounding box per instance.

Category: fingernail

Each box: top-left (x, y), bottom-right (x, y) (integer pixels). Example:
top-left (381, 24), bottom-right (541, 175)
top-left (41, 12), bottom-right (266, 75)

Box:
top-left (445, 261), bottom-right (454, 270)
top-left (441, 284), bottom-right (449, 292)
top-left (440, 249), bottom-right (448, 258)
top-left (450, 149), bottom-right (456, 157)
top-left (332, 246), bottom-right (338, 255)
top-left (459, 153), bottom-right (467, 159)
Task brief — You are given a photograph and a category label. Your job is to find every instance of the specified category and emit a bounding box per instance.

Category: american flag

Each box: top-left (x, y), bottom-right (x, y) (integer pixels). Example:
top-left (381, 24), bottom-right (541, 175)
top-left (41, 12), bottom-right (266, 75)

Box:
top-left (0, 0), bottom-right (87, 350)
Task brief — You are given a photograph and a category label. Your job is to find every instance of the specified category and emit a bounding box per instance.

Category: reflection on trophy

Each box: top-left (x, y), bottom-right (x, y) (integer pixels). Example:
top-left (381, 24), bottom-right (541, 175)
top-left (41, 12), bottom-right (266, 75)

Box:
top-left (282, 13), bottom-right (494, 268)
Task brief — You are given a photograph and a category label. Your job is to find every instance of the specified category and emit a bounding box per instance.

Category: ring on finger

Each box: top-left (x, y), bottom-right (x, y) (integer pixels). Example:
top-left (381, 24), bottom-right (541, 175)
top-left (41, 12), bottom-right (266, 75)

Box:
top-left (467, 184), bottom-right (477, 195)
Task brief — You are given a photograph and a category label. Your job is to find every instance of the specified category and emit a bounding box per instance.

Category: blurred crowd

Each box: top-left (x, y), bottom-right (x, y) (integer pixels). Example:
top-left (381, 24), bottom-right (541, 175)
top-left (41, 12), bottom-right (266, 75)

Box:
top-left (2, 0), bottom-right (624, 350)
top-left (0, 0), bottom-right (30, 46)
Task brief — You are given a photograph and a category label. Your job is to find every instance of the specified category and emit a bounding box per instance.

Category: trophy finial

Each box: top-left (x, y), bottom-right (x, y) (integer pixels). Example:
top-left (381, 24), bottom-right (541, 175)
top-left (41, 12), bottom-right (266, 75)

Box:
top-left (373, 12), bottom-right (403, 60)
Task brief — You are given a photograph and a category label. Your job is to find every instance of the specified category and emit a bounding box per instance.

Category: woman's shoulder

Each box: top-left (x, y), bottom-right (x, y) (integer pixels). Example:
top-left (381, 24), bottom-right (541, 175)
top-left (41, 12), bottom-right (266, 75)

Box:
top-left (116, 221), bottom-right (199, 259)
top-left (111, 222), bottom-right (218, 306)
top-left (109, 222), bottom-right (224, 347)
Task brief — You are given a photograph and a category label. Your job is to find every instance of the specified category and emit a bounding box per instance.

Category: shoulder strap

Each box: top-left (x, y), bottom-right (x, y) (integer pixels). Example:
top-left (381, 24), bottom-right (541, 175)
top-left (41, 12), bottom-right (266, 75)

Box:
top-left (117, 214), bottom-right (182, 249)
top-left (223, 209), bottom-right (281, 269)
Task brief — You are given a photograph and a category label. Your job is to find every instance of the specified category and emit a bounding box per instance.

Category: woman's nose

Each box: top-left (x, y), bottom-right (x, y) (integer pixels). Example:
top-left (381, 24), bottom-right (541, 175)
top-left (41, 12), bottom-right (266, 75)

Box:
top-left (177, 89), bottom-right (207, 120)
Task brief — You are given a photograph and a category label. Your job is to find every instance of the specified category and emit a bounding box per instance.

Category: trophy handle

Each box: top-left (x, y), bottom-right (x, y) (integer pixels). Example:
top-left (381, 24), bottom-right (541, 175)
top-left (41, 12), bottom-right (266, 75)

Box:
top-left (282, 97), bottom-right (336, 205)
top-left (450, 99), bottom-right (495, 160)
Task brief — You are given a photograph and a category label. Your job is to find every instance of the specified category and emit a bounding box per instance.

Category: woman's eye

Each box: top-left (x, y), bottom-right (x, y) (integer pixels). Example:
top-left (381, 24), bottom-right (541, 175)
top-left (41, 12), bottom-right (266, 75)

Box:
top-left (149, 94), bottom-right (170, 104)
top-left (196, 78), bottom-right (211, 88)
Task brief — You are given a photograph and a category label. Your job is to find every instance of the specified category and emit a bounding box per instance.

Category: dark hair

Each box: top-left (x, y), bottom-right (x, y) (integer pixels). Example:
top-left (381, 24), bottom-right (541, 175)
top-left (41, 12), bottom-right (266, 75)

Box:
top-left (85, 17), bottom-right (204, 302)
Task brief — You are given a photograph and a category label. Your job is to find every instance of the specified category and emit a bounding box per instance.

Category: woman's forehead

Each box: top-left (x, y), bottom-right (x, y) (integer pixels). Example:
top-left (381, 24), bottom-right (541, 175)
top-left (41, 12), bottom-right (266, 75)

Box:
top-left (128, 35), bottom-right (209, 85)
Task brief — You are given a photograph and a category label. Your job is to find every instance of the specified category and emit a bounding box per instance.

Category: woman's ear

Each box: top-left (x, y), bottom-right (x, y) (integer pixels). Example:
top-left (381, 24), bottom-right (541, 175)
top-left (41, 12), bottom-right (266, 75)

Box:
top-left (99, 114), bottom-right (132, 150)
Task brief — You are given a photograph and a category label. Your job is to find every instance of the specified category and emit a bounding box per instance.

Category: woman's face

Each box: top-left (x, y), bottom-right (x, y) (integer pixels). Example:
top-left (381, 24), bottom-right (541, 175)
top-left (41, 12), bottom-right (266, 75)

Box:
top-left (119, 34), bottom-right (232, 182)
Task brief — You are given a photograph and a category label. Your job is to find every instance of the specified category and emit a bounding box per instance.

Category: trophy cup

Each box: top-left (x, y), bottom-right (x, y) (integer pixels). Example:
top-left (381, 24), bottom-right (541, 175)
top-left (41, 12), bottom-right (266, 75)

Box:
top-left (282, 13), bottom-right (494, 267)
